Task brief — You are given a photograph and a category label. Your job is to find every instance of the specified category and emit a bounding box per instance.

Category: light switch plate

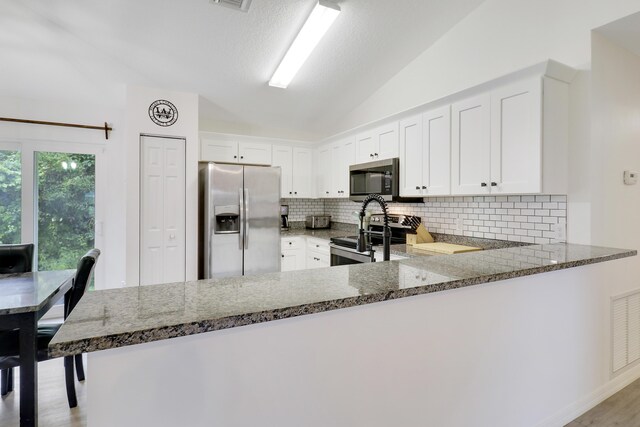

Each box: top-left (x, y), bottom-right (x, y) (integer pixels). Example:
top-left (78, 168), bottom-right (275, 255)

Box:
top-left (624, 170), bottom-right (638, 185)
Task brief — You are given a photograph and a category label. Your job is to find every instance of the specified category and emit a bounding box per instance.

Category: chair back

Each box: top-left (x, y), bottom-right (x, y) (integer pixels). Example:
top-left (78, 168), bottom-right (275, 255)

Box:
top-left (0, 244), bottom-right (34, 274)
top-left (64, 249), bottom-right (100, 319)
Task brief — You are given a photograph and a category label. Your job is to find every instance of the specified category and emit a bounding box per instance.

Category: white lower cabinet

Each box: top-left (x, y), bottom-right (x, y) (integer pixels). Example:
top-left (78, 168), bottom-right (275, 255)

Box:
top-left (306, 238), bottom-right (330, 269)
top-left (280, 236), bottom-right (331, 271)
top-left (280, 237), bottom-right (305, 272)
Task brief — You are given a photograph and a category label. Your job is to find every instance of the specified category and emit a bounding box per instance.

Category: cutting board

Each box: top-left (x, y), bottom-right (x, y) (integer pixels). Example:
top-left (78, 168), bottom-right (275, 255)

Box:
top-left (412, 242), bottom-right (482, 254)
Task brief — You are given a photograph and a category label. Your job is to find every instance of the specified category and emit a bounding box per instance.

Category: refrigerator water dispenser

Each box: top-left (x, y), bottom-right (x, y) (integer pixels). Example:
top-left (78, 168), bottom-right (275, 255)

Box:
top-left (214, 205), bottom-right (240, 234)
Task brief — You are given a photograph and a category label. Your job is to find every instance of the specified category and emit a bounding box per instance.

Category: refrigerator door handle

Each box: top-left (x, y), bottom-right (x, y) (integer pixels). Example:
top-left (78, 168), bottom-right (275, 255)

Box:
top-left (239, 187), bottom-right (245, 250)
top-left (244, 188), bottom-right (249, 249)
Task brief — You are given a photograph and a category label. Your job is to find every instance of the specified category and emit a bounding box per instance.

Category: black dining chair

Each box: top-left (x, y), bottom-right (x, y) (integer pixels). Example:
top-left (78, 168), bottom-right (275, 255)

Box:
top-left (0, 248), bottom-right (100, 408)
top-left (0, 243), bottom-right (35, 396)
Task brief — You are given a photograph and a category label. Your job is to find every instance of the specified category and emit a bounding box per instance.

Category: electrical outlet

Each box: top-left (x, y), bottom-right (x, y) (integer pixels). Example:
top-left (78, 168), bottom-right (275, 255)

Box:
top-left (552, 223), bottom-right (566, 242)
top-left (455, 217), bottom-right (463, 233)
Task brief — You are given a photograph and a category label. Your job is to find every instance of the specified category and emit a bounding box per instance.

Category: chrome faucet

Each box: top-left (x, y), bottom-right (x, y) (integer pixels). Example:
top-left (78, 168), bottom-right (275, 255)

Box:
top-left (356, 194), bottom-right (391, 261)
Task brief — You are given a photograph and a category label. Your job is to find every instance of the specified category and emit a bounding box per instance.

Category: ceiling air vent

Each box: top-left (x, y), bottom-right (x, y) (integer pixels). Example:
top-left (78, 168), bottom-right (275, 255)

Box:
top-left (210, 0), bottom-right (252, 12)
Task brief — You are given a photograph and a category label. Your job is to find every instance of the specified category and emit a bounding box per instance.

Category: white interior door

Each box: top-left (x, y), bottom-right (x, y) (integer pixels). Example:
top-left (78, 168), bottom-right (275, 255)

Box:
top-left (140, 135), bottom-right (185, 286)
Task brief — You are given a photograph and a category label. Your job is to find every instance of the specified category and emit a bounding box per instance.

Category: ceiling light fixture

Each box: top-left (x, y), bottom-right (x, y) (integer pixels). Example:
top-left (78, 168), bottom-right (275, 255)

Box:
top-left (269, 0), bottom-right (340, 89)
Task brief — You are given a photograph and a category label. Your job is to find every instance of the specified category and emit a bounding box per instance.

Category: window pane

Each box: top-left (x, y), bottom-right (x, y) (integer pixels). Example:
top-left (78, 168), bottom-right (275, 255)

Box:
top-left (37, 152), bottom-right (95, 272)
top-left (0, 150), bottom-right (22, 244)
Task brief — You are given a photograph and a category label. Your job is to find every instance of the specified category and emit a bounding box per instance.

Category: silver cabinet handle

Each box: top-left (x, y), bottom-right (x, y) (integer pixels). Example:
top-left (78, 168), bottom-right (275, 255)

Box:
top-left (238, 188), bottom-right (244, 250)
top-left (244, 188), bottom-right (249, 249)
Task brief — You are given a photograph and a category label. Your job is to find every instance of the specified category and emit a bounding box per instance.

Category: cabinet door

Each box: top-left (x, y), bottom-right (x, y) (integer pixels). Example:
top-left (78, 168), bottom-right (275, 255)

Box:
top-left (238, 142), bottom-right (272, 165)
top-left (423, 106), bottom-right (451, 196)
top-left (451, 94), bottom-right (491, 195)
top-left (399, 114), bottom-right (423, 197)
top-left (316, 145), bottom-right (332, 198)
top-left (281, 251), bottom-right (297, 272)
top-left (272, 145), bottom-right (293, 198)
top-left (331, 143), bottom-right (343, 198)
top-left (340, 137), bottom-right (356, 198)
top-left (376, 121), bottom-right (399, 160)
top-left (490, 79), bottom-right (542, 194)
top-left (200, 138), bottom-right (238, 163)
top-left (292, 147), bottom-right (313, 198)
top-left (355, 131), bottom-right (376, 164)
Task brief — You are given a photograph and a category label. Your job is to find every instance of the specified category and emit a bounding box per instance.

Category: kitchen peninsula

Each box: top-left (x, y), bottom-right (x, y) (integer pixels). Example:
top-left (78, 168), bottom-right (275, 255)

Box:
top-left (50, 243), bottom-right (634, 427)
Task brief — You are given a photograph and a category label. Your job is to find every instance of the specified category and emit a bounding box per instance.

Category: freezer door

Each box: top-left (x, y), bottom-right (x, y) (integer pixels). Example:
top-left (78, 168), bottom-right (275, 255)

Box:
top-left (243, 166), bottom-right (281, 276)
top-left (205, 163), bottom-right (244, 278)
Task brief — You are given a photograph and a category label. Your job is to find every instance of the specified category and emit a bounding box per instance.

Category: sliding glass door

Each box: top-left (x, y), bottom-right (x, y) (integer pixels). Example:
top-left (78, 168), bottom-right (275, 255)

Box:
top-left (36, 152), bottom-right (96, 271)
top-left (0, 148), bottom-right (21, 244)
top-left (0, 141), bottom-right (103, 285)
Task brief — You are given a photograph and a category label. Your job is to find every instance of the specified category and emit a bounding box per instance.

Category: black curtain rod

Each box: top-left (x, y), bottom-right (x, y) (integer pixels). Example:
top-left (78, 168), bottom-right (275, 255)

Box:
top-left (0, 117), bottom-right (112, 140)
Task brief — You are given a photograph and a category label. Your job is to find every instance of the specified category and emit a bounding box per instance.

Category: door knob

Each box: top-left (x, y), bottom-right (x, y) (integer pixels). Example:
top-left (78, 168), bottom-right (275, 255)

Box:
top-left (169, 234), bottom-right (175, 239)
top-left (422, 186), bottom-right (427, 189)
top-left (415, 186), bottom-right (420, 190)
top-left (374, 153), bottom-right (378, 157)
top-left (480, 182), bottom-right (487, 187)
top-left (491, 182), bottom-right (497, 187)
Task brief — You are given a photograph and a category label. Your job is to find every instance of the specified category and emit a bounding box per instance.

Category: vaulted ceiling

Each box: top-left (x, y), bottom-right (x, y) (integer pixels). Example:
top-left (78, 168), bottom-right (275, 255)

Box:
top-left (1, 0), bottom-right (485, 140)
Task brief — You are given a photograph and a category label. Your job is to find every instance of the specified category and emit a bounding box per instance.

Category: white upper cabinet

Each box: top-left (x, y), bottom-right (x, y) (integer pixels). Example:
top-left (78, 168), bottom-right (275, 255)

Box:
top-left (200, 136), bottom-right (271, 165)
top-left (452, 78), bottom-right (546, 196)
top-left (273, 145), bottom-right (313, 198)
top-left (490, 79), bottom-right (542, 194)
top-left (451, 94), bottom-right (491, 195)
top-left (272, 145), bottom-right (293, 197)
top-left (200, 138), bottom-right (238, 163)
top-left (331, 137), bottom-right (355, 198)
top-left (399, 107), bottom-right (451, 197)
top-left (355, 121), bottom-right (399, 164)
top-left (423, 106), bottom-right (451, 196)
top-left (399, 114), bottom-right (423, 197)
top-left (316, 145), bottom-right (332, 198)
top-left (292, 147), bottom-right (313, 198)
top-left (238, 142), bottom-right (272, 165)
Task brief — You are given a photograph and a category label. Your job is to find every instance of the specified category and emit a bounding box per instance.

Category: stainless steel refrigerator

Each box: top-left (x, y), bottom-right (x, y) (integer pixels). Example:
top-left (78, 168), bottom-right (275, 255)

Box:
top-left (199, 163), bottom-right (281, 278)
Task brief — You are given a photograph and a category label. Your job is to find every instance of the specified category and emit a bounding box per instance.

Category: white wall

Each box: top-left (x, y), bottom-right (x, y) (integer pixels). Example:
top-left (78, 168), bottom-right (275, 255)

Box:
top-left (330, 0), bottom-right (640, 135)
top-left (0, 96), bottom-right (125, 290)
top-left (125, 86), bottom-right (199, 287)
top-left (589, 32), bottom-right (640, 292)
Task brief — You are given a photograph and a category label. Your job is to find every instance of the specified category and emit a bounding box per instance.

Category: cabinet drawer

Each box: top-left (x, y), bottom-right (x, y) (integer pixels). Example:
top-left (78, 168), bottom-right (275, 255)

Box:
top-left (281, 237), bottom-right (303, 249)
top-left (306, 238), bottom-right (330, 254)
top-left (306, 251), bottom-right (330, 269)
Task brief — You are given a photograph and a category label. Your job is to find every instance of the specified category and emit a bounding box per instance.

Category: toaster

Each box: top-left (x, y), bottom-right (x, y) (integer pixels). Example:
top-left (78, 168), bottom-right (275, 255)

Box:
top-left (306, 215), bottom-right (331, 229)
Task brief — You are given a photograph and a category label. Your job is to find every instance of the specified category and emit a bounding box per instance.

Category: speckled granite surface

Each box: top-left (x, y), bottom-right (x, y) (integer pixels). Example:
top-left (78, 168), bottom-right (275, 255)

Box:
top-left (0, 269), bottom-right (75, 315)
top-left (49, 244), bottom-right (635, 357)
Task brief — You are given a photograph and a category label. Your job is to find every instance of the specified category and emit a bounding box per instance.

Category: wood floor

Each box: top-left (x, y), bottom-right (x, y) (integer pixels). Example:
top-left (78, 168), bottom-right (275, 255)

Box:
top-left (566, 378), bottom-right (640, 426)
top-left (0, 357), bottom-right (87, 427)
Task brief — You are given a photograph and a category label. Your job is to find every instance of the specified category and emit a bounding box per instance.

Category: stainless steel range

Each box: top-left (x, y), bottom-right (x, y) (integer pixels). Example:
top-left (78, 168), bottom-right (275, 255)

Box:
top-left (329, 214), bottom-right (420, 266)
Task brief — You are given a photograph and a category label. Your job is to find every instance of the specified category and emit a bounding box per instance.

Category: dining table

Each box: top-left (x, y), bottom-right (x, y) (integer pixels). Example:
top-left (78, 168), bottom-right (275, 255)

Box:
top-left (0, 269), bottom-right (75, 427)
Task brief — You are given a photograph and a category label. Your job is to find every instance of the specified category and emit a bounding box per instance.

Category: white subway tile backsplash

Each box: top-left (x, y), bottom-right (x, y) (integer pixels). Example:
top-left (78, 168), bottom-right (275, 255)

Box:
top-left (287, 194), bottom-right (567, 243)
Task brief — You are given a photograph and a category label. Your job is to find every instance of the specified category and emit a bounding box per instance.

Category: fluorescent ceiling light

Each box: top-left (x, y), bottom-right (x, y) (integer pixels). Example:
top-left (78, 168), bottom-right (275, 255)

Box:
top-left (269, 0), bottom-right (340, 89)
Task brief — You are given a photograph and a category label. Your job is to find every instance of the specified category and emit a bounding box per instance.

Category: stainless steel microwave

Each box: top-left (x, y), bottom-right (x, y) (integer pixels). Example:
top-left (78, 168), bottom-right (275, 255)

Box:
top-left (349, 158), bottom-right (400, 202)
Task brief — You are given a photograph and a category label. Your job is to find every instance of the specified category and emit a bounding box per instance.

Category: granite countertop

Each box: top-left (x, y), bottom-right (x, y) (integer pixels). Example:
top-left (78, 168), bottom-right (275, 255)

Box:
top-left (49, 244), bottom-right (635, 357)
top-left (0, 269), bottom-right (75, 315)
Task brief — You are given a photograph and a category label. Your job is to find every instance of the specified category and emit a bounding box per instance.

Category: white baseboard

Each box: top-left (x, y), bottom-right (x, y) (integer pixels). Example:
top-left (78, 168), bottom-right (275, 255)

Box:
top-left (536, 364), bottom-right (640, 427)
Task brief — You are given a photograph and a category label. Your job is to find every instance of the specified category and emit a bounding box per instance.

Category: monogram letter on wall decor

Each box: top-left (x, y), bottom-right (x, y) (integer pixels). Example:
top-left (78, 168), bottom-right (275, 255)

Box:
top-left (149, 100), bottom-right (178, 127)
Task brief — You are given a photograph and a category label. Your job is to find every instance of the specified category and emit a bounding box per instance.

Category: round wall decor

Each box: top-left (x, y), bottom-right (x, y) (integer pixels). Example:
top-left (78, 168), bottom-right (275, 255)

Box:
top-left (148, 100), bottom-right (178, 127)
